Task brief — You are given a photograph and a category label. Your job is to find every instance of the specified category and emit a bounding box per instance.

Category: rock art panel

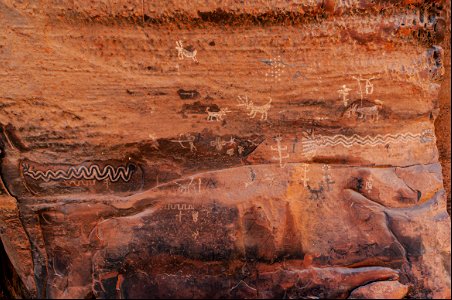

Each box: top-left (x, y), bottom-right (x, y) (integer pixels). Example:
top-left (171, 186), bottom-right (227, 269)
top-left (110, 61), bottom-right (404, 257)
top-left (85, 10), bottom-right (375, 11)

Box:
top-left (20, 159), bottom-right (143, 195)
top-left (0, 0), bottom-right (450, 299)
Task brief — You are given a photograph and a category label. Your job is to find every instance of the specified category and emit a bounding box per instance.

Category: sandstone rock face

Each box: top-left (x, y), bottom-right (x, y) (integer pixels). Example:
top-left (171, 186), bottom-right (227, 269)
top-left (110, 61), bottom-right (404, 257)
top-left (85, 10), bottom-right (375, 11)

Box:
top-left (0, 0), bottom-right (450, 299)
top-left (348, 280), bottom-right (409, 299)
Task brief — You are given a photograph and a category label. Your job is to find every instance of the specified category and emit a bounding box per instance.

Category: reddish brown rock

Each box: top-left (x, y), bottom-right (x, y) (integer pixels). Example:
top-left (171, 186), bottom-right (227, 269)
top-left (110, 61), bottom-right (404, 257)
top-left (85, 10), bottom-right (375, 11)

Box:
top-left (348, 280), bottom-right (409, 299)
top-left (0, 0), bottom-right (450, 299)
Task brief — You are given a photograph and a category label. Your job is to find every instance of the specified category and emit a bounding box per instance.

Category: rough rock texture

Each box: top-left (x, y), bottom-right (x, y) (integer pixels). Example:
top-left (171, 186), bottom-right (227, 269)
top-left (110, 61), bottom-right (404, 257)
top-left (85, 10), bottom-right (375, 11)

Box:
top-left (435, 40), bottom-right (451, 216)
top-left (348, 280), bottom-right (409, 299)
top-left (0, 0), bottom-right (451, 299)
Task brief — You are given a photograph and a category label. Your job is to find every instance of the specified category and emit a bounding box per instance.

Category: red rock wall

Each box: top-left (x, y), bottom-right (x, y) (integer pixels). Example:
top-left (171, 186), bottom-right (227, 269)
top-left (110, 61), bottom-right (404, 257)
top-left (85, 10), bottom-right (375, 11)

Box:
top-left (0, 0), bottom-right (450, 298)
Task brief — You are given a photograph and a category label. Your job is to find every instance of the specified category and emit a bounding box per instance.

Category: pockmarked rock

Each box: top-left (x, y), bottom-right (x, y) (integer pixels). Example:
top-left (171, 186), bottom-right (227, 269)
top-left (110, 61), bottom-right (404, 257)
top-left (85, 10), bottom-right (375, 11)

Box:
top-left (0, 0), bottom-right (450, 298)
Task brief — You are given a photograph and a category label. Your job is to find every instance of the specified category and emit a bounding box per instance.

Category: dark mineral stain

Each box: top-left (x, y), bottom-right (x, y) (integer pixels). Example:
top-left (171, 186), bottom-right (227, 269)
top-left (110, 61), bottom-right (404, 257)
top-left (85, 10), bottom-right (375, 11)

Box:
top-left (177, 89), bottom-right (200, 99)
top-left (3, 124), bottom-right (29, 152)
top-left (180, 101), bottom-right (219, 114)
top-left (395, 189), bottom-right (417, 204)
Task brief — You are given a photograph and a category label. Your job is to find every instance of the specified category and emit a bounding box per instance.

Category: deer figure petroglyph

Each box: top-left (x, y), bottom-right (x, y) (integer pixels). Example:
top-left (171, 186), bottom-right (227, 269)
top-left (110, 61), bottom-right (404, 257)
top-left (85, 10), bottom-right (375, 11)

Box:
top-left (175, 40), bottom-right (198, 62)
top-left (237, 95), bottom-right (272, 121)
top-left (206, 107), bottom-right (230, 121)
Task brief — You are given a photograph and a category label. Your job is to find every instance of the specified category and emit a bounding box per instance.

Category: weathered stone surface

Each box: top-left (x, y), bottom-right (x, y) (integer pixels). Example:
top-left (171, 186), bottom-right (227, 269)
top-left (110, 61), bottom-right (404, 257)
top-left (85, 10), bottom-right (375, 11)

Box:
top-left (348, 280), bottom-right (409, 299)
top-left (0, 0), bottom-right (450, 299)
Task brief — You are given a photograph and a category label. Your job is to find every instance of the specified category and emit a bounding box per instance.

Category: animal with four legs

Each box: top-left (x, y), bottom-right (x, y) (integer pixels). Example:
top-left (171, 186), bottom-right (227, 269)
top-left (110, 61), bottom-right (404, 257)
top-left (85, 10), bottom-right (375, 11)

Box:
top-left (237, 95), bottom-right (272, 120)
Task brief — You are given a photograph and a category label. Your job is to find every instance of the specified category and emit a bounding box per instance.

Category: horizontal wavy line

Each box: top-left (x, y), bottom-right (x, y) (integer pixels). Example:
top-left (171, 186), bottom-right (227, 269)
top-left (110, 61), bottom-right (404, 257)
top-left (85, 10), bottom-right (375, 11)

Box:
top-left (23, 164), bottom-right (136, 183)
top-left (301, 132), bottom-right (427, 153)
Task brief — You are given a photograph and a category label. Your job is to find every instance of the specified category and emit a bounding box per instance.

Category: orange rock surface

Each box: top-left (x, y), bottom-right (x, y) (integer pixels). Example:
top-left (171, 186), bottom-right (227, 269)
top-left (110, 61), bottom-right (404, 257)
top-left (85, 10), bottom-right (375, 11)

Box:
top-left (0, 0), bottom-right (450, 298)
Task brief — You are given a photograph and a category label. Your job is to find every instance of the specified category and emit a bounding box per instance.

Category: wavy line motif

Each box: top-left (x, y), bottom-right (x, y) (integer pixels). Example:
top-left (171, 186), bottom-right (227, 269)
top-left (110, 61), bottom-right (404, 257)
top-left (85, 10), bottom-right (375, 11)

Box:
top-left (301, 131), bottom-right (432, 154)
top-left (22, 163), bottom-right (136, 183)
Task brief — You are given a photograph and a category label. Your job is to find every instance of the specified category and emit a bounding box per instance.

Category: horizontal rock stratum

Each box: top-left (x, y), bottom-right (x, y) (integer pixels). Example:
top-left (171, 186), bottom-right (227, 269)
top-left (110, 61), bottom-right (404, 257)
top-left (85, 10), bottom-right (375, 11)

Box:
top-left (0, 0), bottom-right (450, 298)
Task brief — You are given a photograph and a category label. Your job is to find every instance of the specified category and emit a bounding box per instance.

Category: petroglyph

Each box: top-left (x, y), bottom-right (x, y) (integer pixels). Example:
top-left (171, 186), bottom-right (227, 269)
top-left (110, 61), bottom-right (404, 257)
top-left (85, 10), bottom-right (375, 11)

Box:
top-left (355, 102), bottom-right (383, 121)
top-left (104, 179), bottom-right (111, 190)
top-left (237, 95), bottom-right (272, 121)
top-left (176, 210), bottom-right (184, 222)
top-left (175, 40), bottom-right (198, 62)
top-left (165, 203), bottom-right (195, 210)
top-left (62, 180), bottom-right (96, 187)
top-left (148, 134), bottom-right (160, 150)
top-left (307, 182), bottom-right (325, 200)
top-left (338, 85), bottom-right (352, 107)
top-left (271, 136), bottom-right (289, 168)
top-left (206, 107), bottom-right (230, 121)
top-left (300, 164), bottom-right (310, 187)
top-left (263, 55), bottom-right (286, 82)
top-left (176, 177), bottom-right (201, 193)
top-left (165, 203), bottom-right (198, 223)
top-left (171, 134), bottom-right (197, 152)
top-left (352, 76), bottom-right (377, 104)
top-left (244, 168), bottom-right (278, 188)
top-left (210, 137), bottom-right (235, 151)
top-left (192, 211), bottom-right (199, 223)
top-left (22, 163), bottom-right (136, 183)
top-left (301, 130), bottom-right (435, 155)
top-left (238, 146), bottom-right (245, 155)
top-left (322, 165), bottom-right (335, 191)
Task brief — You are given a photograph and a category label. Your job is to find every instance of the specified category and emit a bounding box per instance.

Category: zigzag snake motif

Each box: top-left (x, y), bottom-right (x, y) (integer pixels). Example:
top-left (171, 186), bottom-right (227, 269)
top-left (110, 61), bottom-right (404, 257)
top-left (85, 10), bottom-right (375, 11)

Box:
top-left (22, 163), bottom-right (136, 183)
top-left (301, 130), bottom-right (434, 154)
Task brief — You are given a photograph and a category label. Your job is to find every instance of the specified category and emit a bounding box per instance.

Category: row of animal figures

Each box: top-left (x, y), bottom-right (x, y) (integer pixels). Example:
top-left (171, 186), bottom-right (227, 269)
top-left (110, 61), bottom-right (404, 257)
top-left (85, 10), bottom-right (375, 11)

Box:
top-left (207, 98), bottom-right (383, 122)
top-left (205, 95), bottom-right (272, 122)
top-left (176, 39), bottom-right (383, 123)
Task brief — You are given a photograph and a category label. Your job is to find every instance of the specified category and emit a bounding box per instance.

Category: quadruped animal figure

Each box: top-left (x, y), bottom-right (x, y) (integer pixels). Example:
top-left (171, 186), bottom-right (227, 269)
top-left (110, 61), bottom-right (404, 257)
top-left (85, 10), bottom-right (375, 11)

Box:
top-left (237, 95), bottom-right (272, 121)
top-left (175, 40), bottom-right (198, 63)
top-left (345, 100), bottom-right (383, 121)
top-left (307, 182), bottom-right (325, 200)
top-left (206, 107), bottom-right (230, 121)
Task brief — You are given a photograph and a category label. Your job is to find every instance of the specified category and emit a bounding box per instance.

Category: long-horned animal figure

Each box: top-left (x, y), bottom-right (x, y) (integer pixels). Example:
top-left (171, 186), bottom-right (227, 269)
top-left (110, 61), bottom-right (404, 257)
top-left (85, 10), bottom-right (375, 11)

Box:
top-left (236, 96), bottom-right (272, 120)
top-left (206, 107), bottom-right (230, 121)
top-left (344, 100), bottom-right (383, 121)
top-left (355, 100), bottom-right (383, 121)
top-left (175, 40), bottom-right (198, 62)
top-left (307, 182), bottom-right (325, 200)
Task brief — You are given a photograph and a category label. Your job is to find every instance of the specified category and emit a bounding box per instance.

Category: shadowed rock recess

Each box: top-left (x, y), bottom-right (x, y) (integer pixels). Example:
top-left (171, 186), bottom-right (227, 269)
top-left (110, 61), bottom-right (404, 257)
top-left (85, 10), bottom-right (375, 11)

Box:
top-left (0, 0), bottom-right (450, 299)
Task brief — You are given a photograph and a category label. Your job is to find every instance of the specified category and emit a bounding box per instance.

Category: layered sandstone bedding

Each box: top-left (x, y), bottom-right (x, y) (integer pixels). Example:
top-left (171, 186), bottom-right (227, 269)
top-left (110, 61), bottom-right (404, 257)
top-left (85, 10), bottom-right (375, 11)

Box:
top-left (0, 0), bottom-right (450, 298)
